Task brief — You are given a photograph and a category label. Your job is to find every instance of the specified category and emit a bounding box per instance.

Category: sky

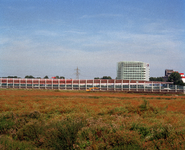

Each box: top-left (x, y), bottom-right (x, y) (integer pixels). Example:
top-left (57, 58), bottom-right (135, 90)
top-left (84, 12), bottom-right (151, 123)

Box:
top-left (0, 0), bottom-right (185, 79)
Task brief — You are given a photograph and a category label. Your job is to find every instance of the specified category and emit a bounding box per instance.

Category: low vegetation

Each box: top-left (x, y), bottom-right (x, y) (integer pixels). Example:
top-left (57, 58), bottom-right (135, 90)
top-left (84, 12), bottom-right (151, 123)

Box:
top-left (0, 89), bottom-right (185, 149)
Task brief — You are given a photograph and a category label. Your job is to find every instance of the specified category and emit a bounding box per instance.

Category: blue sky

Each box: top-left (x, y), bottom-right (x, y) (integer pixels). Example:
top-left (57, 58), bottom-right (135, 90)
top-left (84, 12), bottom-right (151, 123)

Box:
top-left (0, 0), bottom-right (184, 79)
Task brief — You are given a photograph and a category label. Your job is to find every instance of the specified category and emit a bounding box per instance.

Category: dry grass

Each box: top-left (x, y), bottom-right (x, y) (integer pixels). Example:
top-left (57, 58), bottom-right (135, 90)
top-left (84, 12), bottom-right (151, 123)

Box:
top-left (0, 89), bottom-right (185, 149)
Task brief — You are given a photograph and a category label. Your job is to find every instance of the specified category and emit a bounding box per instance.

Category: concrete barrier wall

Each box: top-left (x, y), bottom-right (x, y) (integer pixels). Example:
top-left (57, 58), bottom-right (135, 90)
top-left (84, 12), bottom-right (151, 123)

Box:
top-left (0, 78), bottom-right (184, 94)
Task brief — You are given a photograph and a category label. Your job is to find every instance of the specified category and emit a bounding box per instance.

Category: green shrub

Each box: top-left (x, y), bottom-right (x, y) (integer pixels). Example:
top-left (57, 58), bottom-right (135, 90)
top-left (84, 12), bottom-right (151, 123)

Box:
top-left (139, 99), bottom-right (149, 111)
top-left (107, 107), bottom-right (128, 115)
top-left (0, 136), bottom-right (36, 150)
top-left (150, 124), bottom-right (172, 141)
top-left (29, 110), bottom-right (41, 119)
top-left (88, 96), bottom-right (100, 99)
top-left (130, 123), bottom-right (151, 138)
top-left (75, 118), bottom-right (141, 149)
top-left (16, 121), bottom-right (44, 142)
top-left (0, 112), bottom-right (15, 134)
top-left (45, 118), bottom-right (86, 150)
top-left (111, 144), bottom-right (142, 150)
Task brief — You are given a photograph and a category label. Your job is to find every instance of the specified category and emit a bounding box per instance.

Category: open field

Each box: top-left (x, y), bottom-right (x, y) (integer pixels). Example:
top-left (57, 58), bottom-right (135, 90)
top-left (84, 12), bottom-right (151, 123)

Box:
top-left (0, 89), bottom-right (185, 149)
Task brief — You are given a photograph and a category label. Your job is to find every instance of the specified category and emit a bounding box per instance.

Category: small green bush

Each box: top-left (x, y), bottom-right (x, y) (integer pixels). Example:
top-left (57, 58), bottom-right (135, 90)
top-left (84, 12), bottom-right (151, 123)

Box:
top-left (29, 110), bottom-right (41, 119)
top-left (0, 136), bottom-right (36, 150)
top-left (150, 124), bottom-right (172, 141)
top-left (0, 112), bottom-right (15, 134)
top-left (16, 121), bottom-right (44, 142)
top-left (107, 107), bottom-right (128, 115)
top-left (130, 123), bottom-right (151, 138)
top-left (139, 99), bottom-right (149, 111)
top-left (44, 118), bottom-right (86, 150)
top-left (75, 118), bottom-right (142, 149)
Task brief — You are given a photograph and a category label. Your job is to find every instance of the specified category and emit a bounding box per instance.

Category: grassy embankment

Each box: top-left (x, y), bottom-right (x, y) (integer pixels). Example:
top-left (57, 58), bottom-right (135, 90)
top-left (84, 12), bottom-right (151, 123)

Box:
top-left (0, 89), bottom-right (185, 150)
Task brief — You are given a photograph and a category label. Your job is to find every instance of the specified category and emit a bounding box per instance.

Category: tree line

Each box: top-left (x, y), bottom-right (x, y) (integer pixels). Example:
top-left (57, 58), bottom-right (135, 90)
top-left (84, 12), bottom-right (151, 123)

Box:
top-left (150, 72), bottom-right (185, 86)
top-left (24, 75), bottom-right (65, 79)
top-left (1, 75), bottom-right (65, 79)
top-left (2, 73), bottom-right (185, 86)
top-left (94, 76), bottom-right (112, 79)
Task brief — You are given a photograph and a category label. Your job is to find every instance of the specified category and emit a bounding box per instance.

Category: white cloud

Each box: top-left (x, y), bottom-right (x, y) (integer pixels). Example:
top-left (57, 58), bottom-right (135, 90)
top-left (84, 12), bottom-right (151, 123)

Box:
top-left (0, 37), bottom-right (10, 45)
top-left (80, 13), bottom-right (123, 19)
top-left (34, 30), bottom-right (58, 36)
top-left (0, 23), bottom-right (184, 78)
top-left (64, 30), bottom-right (86, 35)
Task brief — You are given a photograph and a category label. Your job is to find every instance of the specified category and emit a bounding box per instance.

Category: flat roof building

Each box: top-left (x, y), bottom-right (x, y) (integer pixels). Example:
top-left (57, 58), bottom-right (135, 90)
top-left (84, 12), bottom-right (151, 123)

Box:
top-left (163, 69), bottom-right (174, 81)
top-left (117, 61), bottom-right (150, 81)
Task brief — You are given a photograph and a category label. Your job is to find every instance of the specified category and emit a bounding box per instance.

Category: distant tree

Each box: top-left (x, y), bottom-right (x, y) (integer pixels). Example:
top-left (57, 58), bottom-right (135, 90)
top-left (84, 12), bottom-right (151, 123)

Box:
top-left (44, 76), bottom-right (49, 79)
top-left (149, 77), bottom-right (164, 82)
top-left (101, 76), bottom-right (112, 79)
top-left (94, 76), bottom-right (112, 79)
top-left (25, 75), bottom-right (34, 78)
top-left (55, 76), bottom-right (60, 79)
top-left (8, 76), bottom-right (18, 78)
top-left (60, 76), bottom-right (65, 79)
top-left (167, 72), bottom-right (185, 86)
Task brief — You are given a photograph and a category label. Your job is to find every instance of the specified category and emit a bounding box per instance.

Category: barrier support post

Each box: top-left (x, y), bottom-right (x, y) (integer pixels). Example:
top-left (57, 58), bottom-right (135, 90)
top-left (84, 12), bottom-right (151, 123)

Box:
top-left (65, 79), bottom-right (66, 90)
top-left (0, 77), bottom-right (2, 88)
top-left (85, 79), bottom-right (87, 91)
top-left (51, 79), bottom-right (53, 89)
top-left (7, 78), bottom-right (8, 88)
top-left (19, 79), bottom-right (21, 89)
top-left (107, 80), bottom-right (108, 91)
top-left (72, 79), bottom-right (73, 90)
top-left (93, 79), bottom-right (94, 90)
top-left (32, 79), bottom-right (33, 89)
top-left (58, 79), bottom-right (60, 90)
top-left (26, 79), bottom-right (27, 89)
top-left (121, 80), bottom-right (123, 91)
top-left (13, 78), bottom-right (14, 89)
top-left (39, 79), bottom-right (40, 89)
top-left (114, 80), bottom-right (116, 91)
top-left (100, 80), bottom-right (101, 90)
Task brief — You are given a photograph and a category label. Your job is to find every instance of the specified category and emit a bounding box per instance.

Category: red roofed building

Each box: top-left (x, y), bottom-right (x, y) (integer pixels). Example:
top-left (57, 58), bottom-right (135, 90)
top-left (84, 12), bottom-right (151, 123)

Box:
top-left (180, 73), bottom-right (185, 83)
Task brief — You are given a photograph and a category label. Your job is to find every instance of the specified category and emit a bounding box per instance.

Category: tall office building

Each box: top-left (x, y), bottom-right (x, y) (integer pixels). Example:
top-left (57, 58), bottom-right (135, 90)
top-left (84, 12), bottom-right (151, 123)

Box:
top-left (117, 61), bottom-right (150, 81)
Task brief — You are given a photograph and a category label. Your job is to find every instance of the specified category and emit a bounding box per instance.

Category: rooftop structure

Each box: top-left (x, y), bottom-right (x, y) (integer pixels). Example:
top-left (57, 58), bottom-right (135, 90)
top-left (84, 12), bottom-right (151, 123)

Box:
top-left (163, 69), bottom-right (174, 81)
